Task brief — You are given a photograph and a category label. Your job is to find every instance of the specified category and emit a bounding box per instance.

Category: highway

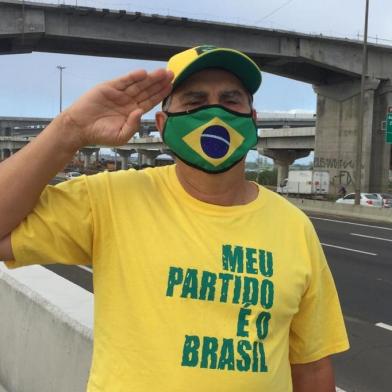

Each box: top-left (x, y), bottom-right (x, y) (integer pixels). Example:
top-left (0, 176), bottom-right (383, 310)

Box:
top-left (43, 213), bottom-right (392, 392)
top-left (310, 214), bottom-right (392, 392)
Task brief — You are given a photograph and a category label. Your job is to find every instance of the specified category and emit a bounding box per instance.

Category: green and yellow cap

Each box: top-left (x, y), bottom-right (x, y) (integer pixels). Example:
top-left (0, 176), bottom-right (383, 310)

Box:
top-left (167, 45), bottom-right (262, 94)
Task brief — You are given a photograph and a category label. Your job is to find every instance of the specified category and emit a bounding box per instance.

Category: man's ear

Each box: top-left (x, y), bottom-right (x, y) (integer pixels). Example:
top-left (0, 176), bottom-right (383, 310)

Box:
top-left (252, 108), bottom-right (257, 121)
top-left (155, 111), bottom-right (168, 138)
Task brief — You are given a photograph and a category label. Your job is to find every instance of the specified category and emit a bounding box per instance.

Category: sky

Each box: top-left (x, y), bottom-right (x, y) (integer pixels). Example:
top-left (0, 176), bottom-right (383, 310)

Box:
top-left (1, 0), bottom-right (391, 162)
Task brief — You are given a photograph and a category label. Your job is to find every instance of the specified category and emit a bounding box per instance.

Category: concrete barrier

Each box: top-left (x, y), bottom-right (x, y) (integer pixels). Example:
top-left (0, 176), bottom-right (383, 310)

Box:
top-left (287, 197), bottom-right (392, 223)
top-left (0, 264), bottom-right (93, 392)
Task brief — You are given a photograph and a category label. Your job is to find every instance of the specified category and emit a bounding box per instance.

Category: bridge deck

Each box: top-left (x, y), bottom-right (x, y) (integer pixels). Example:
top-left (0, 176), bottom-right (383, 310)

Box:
top-left (1, 0), bottom-right (392, 83)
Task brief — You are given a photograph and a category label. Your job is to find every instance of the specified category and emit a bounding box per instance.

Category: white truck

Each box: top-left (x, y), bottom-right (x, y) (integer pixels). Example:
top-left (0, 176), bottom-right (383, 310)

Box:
top-left (277, 170), bottom-right (330, 197)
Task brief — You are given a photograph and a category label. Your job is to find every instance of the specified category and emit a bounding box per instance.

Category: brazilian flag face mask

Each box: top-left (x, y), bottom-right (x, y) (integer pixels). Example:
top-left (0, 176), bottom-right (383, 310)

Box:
top-left (162, 105), bottom-right (258, 174)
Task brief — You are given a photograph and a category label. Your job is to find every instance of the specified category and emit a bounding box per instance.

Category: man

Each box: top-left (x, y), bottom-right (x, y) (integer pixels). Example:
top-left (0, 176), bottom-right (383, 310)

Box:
top-left (338, 185), bottom-right (347, 198)
top-left (0, 45), bottom-right (349, 391)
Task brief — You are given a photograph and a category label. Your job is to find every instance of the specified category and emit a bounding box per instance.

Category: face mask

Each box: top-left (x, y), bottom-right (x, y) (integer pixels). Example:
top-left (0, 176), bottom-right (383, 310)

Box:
top-left (162, 105), bottom-right (257, 174)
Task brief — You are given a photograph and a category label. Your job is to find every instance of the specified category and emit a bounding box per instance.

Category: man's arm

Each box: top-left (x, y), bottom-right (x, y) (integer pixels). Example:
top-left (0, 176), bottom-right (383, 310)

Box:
top-left (0, 114), bottom-right (82, 242)
top-left (0, 69), bottom-right (173, 261)
top-left (291, 357), bottom-right (335, 392)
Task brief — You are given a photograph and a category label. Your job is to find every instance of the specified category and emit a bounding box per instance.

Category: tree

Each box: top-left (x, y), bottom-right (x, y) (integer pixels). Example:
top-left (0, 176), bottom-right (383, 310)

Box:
top-left (257, 168), bottom-right (278, 186)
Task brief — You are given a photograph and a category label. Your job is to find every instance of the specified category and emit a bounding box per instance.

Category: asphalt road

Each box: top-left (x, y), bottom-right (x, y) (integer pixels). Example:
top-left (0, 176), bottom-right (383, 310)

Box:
top-left (309, 214), bottom-right (392, 392)
top-left (43, 213), bottom-right (392, 392)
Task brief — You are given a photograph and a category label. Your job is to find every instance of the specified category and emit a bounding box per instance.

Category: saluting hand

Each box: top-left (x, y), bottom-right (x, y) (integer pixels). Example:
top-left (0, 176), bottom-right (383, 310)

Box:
top-left (62, 68), bottom-right (173, 148)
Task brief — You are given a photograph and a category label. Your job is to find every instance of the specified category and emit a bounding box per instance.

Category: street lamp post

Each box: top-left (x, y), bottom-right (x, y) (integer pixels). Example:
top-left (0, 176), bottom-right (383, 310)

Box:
top-left (56, 65), bottom-right (66, 113)
top-left (354, 0), bottom-right (369, 205)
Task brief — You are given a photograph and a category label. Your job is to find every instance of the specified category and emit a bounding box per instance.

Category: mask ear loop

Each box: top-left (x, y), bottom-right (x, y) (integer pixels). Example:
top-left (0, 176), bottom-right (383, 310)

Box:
top-left (166, 107), bottom-right (190, 115)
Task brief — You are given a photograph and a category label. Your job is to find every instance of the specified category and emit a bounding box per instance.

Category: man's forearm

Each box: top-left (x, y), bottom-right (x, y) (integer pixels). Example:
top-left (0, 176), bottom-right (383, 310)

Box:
top-left (0, 112), bottom-right (82, 239)
top-left (291, 357), bottom-right (335, 392)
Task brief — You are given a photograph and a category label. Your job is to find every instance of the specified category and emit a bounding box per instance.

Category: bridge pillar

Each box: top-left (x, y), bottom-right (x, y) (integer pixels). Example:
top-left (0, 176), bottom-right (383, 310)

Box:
top-left (80, 148), bottom-right (99, 169)
top-left (117, 149), bottom-right (131, 170)
top-left (372, 81), bottom-right (392, 189)
top-left (3, 149), bottom-right (11, 159)
top-left (139, 125), bottom-right (152, 138)
top-left (260, 149), bottom-right (311, 186)
top-left (138, 149), bottom-right (161, 167)
top-left (313, 78), bottom-right (392, 194)
top-left (84, 151), bottom-right (92, 169)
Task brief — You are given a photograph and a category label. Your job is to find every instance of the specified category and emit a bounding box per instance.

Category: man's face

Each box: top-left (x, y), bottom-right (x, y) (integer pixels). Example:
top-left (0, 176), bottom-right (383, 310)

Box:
top-left (166, 68), bottom-right (253, 114)
top-left (155, 68), bottom-right (257, 174)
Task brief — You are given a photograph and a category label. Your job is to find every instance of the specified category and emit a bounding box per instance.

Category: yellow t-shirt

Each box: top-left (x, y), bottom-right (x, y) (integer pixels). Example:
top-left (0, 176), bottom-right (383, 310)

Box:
top-left (7, 165), bottom-right (349, 391)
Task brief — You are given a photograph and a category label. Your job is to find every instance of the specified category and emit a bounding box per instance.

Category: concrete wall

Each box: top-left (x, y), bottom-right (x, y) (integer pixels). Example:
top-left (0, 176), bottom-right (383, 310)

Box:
top-left (314, 78), bottom-right (392, 195)
top-left (0, 265), bottom-right (93, 392)
top-left (370, 80), bottom-right (392, 192)
top-left (288, 197), bottom-right (392, 223)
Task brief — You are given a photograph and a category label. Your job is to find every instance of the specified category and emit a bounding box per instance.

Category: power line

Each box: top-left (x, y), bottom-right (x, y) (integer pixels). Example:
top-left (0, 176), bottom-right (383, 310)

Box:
top-left (357, 33), bottom-right (392, 44)
top-left (255, 0), bottom-right (295, 23)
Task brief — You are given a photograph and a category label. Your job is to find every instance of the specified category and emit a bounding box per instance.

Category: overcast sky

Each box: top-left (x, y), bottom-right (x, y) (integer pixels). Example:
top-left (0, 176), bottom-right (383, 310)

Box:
top-left (1, 0), bottom-right (390, 120)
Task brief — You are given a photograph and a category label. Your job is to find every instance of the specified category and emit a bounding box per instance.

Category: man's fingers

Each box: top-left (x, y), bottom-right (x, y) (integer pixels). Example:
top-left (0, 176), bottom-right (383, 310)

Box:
top-left (110, 68), bottom-right (172, 93)
top-left (127, 71), bottom-right (174, 105)
top-left (118, 108), bottom-right (143, 143)
top-left (123, 69), bottom-right (174, 99)
top-left (137, 83), bottom-right (173, 113)
top-left (109, 69), bottom-right (148, 91)
top-left (105, 68), bottom-right (173, 111)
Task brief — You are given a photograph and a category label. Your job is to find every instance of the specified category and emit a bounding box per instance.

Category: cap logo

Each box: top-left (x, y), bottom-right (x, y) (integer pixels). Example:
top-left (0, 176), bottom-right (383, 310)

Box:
top-left (195, 45), bottom-right (217, 55)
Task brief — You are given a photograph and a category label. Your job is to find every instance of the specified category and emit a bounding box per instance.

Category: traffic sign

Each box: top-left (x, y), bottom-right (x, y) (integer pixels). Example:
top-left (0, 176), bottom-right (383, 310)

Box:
top-left (386, 111), bottom-right (392, 143)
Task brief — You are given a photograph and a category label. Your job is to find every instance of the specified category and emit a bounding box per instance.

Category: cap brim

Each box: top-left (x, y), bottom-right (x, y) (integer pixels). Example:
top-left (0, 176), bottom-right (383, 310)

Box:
top-left (172, 48), bottom-right (261, 95)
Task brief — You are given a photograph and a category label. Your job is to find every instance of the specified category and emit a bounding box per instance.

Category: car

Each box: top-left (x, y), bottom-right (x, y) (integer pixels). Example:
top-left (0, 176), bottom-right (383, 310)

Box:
top-left (336, 192), bottom-right (382, 207)
top-left (372, 193), bottom-right (392, 208)
top-left (65, 171), bottom-right (82, 180)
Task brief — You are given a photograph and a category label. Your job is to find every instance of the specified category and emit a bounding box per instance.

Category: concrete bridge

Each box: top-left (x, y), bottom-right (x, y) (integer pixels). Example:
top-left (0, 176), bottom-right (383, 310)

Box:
top-left (1, 0), bottom-right (391, 191)
top-left (0, 116), bottom-right (316, 182)
top-left (0, 126), bottom-right (315, 178)
top-left (0, 115), bottom-right (316, 137)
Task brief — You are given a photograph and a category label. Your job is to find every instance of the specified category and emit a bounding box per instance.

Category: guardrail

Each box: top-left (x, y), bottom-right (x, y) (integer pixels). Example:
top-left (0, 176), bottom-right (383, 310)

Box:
top-left (288, 197), bottom-right (392, 223)
top-left (0, 264), bottom-right (93, 392)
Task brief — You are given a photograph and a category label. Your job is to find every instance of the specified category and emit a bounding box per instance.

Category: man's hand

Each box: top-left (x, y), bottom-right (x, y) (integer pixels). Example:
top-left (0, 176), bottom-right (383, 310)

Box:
top-left (0, 68), bottom-right (173, 241)
top-left (64, 68), bottom-right (173, 148)
top-left (291, 357), bottom-right (336, 392)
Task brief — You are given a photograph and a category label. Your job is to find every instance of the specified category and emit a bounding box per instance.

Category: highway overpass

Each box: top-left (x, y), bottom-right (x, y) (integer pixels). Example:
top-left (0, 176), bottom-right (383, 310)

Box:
top-left (1, 0), bottom-right (391, 192)
top-left (0, 115), bottom-right (316, 137)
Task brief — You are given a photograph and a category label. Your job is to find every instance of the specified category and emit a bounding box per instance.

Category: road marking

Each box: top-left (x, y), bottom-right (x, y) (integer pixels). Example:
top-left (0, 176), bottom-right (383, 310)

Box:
top-left (321, 243), bottom-right (377, 256)
top-left (78, 265), bottom-right (93, 273)
top-left (310, 216), bottom-right (392, 231)
top-left (350, 233), bottom-right (392, 242)
top-left (343, 315), bottom-right (370, 326)
top-left (375, 322), bottom-right (392, 332)
top-left (336, 388), bottom-right (347, 392)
